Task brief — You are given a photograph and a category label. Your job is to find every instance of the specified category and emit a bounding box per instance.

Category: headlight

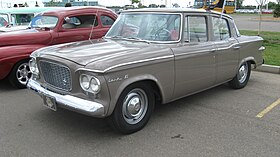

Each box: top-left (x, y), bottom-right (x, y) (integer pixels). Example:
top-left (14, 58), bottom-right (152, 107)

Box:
top-left (80, 74), bottom-right (90, 90)
top-left (29, 58), bottom-right (39, 75)
top-left (79, 74), bottom-right (101, 94)
top-left (90, 77), bottom-right (101, 93)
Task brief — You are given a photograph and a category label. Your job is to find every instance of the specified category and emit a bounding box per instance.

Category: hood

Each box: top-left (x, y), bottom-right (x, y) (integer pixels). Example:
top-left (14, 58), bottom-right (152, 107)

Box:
top-left (0, 25), bottom-right (28, 32)
top-left (33, 39), bottom-right (174, 72)
top-left (0, 29), bottom-right (52, 47)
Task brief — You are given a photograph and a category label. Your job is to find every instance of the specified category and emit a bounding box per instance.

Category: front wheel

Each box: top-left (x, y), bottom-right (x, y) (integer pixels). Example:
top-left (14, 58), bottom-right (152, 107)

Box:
top-left (8, 59), bottom-right (32, 89)
top-left (109, 83), bottom-right (155, 134)
top-left (229, 62), bottom-right (251, 89)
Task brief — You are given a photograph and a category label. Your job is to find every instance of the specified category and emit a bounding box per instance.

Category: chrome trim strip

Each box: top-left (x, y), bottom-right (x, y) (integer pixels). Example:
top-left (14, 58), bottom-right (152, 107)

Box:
top-left (27, 79), bottom-right (105, 117)
top-left (76, 55), bottom-right (174, 73)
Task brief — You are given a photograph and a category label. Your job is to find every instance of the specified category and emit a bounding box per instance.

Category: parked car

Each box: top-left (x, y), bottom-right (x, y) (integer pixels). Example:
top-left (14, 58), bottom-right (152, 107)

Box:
top-left (27, 8), bottom-right (264, 134)
top-left (0, 6), bottom-right (117, 88)
top-left (0, 7), bottom-right (60, 32)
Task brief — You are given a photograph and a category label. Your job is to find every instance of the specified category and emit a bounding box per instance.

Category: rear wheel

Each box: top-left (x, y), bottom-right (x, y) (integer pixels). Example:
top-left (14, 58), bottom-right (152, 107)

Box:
top-left (229, 62), bottom-right (251, 89)
top-left (8, 59), bottom-right (32, 89)
top-left (109, 83), bottom-right (155, 134)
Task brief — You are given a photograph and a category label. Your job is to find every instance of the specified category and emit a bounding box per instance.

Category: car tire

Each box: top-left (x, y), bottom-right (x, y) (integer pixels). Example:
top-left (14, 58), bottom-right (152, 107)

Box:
top-left (8, 59), bottom-right (32, 89)
top-left (109, 83), bottom-right (155, 134)
top-left (229, 62), bottom-right (251, 89)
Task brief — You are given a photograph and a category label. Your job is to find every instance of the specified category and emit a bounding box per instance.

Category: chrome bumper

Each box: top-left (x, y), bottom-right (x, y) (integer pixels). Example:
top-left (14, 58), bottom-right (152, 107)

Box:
top-left (27, 79), bottom-right (105, 117)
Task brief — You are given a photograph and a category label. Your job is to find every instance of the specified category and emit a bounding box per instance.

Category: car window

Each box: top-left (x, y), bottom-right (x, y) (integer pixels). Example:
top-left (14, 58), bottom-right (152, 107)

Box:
top-left (32, 16), bottom-right (58, 29)
top-left (232, 20), bottom-right (241, 37)
top-left (0, 14), bottom-right (8, 27)
top-left (63, 15), bottom-right (98, 29)
top-left (11, 13), bottom-right (34, 26)
top-left (101, 15), bottom-right (114, 26)
top-left (212, 17), bottom-right (230, 41)
top-left (184, 16), bottom-right (208, 42)
top-left (106, 13), bottom-right (181, 42)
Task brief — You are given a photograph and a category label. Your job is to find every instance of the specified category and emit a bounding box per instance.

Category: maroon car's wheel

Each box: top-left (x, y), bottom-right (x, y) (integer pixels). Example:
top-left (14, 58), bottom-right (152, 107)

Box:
top-left (8, 59), bottom-right (32, 89)
top-left (229, 62), bottom-right (251, 89)
top-left (109, 83), bottom-right (155, 134)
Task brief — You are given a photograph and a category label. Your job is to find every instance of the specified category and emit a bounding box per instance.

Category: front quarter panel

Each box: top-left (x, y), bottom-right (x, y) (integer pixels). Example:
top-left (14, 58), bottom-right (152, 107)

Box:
top-left (0, 44), bottom-right (45, 80)
top-left (103, 56), bottom-right (175, 116)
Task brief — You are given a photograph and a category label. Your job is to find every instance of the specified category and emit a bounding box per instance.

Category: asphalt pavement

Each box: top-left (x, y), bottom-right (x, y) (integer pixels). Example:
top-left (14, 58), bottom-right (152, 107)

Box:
top-left (232, 14), bottom-right (280, 32)
top-left (0, 71), bottom-right (280, 157)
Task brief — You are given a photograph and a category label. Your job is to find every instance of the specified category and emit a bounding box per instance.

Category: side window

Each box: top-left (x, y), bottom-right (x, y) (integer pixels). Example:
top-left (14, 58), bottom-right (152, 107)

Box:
top-left (101, 15), bottom-right (115, 26)
top-left (212, 17), bottom-right (230, 41)
top-left (11, 14), bottom-right (33, 26)
top-left (184, 16), bottom-right (207, 42)
top-left (63, 15), bottom-right (98, 29)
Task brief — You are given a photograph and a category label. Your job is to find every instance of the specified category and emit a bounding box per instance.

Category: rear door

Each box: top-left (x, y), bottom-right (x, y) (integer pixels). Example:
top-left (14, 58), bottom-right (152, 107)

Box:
top-left (211, 16), bottom-right (239, 83)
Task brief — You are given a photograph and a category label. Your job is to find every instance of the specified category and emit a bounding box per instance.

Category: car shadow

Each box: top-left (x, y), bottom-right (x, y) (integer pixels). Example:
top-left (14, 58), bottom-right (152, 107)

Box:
top-left (28, 84), bottom-right (232, 138)
top-left (0, 79), bottom-right (15, 91)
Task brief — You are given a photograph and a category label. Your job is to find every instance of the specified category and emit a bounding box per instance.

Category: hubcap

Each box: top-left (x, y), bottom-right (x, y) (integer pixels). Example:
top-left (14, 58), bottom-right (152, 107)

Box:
top-left (237, 62), bottom-right (248, 84)
top-left (16, 63), bottom-right (32, 85)
top-left (122, 88), bottom-right (148, 125)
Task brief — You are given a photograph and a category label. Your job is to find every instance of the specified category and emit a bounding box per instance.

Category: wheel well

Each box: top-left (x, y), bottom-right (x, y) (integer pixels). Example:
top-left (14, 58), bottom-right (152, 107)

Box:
top-left (130, 80), bottom-right (162, 104)
top-left (247, 60), bottom-right (256, 68)
top-left (8, 58), bottom-right (31, 76)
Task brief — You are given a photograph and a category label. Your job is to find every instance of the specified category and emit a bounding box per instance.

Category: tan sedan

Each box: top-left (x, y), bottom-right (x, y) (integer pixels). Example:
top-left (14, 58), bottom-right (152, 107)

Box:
top-left (27, 8), bottom-right (264, 134)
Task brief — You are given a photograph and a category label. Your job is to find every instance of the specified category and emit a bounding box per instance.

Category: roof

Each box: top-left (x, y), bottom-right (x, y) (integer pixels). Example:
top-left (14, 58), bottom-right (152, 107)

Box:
top-left (122, 8), bottom-right (232, 19)
top-left (42, 6), bottom-right (116, 17)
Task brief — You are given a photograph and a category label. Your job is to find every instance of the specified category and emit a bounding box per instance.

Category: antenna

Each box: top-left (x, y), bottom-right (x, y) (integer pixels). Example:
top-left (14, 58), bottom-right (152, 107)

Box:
top-left (89, 8), bottom-right (99, 43)
top-left (221, 0), bottom-right (227, 18)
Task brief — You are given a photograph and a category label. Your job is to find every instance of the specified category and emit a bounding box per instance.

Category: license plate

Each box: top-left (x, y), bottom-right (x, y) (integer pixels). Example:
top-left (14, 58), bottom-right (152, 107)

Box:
top-left (43, 95), bottom-right (57, 111)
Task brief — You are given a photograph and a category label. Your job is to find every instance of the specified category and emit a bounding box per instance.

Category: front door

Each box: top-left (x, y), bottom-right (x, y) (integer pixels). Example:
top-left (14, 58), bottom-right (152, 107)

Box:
top-left (172, 15), bottom-right (216, 99)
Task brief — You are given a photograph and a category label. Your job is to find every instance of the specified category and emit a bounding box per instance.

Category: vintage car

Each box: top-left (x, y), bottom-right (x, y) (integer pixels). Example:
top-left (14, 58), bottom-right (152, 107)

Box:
top-left (0, 7), bottom-right (60, 32)
top-left (0, 6), bottom-right (117, 88)
top-left (27, 8), bottom-right (264, 134)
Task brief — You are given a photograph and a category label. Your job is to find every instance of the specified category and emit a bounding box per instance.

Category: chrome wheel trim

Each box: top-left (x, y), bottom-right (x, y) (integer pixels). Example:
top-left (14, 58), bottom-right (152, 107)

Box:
top-left (122, 88), bottom-right (148, 125)
top-left (16, 62), bottom-right (32, 85)
top-left (237, 62), bottom-right (248, 84)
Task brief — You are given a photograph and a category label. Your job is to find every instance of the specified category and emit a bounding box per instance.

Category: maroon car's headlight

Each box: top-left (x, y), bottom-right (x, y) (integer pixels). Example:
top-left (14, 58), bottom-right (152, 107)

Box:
top-left (29, 58), bottom-right (39, 75)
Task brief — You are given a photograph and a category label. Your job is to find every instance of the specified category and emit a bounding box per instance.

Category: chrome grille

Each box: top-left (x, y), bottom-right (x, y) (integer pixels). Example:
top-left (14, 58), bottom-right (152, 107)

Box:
top-left (39, 61), bottom-right (71, 91)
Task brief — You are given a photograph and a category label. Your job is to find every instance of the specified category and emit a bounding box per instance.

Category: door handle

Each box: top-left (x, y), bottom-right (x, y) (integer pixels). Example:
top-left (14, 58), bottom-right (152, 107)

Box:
top-left (210, 49), bottom-right (216, 53)
top-left (233, 45), bottom-right (241, 50)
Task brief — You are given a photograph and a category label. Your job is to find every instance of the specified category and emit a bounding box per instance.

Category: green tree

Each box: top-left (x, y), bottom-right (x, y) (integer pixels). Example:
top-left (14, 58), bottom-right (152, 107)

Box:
top-left (236, 0), bottom-right (244, 9)
top-left (268, 2), bottom-right (277, 9)
top-left (131, 0), bottom-right (140, 4)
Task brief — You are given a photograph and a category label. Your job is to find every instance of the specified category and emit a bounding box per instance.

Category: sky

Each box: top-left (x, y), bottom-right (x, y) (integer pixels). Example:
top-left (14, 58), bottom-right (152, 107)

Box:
top-left (97, 0), bottom-right (277, 7)
top-left (0, 0), bottom-right (278, 8)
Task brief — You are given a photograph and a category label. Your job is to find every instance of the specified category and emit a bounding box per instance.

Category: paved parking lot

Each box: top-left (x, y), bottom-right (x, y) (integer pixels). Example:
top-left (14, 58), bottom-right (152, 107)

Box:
top-left (232, 14), bottom-right (280, 32)
top-left (0, 71), bottom-right (280, 157)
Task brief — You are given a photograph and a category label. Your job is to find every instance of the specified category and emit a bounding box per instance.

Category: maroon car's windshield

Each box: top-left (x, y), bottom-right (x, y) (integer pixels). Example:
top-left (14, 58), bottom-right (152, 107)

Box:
top-left (31, 15), bottom-right (58, 29)
top-left (106, 13), bottom-right (181, 42)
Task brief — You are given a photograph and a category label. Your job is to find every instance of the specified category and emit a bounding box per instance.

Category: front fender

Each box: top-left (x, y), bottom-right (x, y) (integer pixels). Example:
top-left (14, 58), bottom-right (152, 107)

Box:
top-left (0, 45), bottom-right (45, 79)
top-left (105, 73), bottom-right (165, 116)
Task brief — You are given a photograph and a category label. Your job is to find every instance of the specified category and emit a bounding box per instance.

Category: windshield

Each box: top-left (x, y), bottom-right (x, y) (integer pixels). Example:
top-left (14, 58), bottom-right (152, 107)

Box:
top-left (29, 15), bottom-right (58, 29)
top-left (106, 13), bottom-right (181, 42)
top-left (0, 14), bottom-right (8, 27)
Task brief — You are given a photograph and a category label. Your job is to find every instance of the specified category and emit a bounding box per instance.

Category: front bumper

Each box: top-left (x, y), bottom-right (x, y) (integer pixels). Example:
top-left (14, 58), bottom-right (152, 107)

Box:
top-left (27, 79), bottom-right (105, 117)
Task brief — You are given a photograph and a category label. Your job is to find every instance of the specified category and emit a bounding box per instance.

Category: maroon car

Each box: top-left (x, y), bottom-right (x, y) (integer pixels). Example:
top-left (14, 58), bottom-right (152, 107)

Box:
top-left (0, 6), bottom-right (117, 88)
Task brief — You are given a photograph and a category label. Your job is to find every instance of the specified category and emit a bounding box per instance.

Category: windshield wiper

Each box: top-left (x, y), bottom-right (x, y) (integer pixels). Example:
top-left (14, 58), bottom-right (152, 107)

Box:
top-left (125, 37), bottom-right (150, 44)
top-left (107, 35), bottom-right (123, 39)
